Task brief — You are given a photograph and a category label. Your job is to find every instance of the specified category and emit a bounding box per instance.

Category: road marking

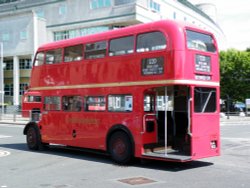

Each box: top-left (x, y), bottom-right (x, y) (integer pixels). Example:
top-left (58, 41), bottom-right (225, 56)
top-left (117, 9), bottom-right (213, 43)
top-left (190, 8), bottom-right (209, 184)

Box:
top-left (220, 122), bottom-right (250, 126)
top-left (0, 124), bottom-right (24, 128)
top-left (221, 137), bottom-right (250, 142)
top-left (0, 150), bottom-right (10, 157)
top-left (0, 135), bottom-right (12, 139)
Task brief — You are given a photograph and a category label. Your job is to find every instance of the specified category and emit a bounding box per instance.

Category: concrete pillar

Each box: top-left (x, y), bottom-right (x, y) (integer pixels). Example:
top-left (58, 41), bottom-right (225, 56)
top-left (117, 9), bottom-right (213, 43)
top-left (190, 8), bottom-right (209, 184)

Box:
top-left (13, 56), bottom-right (20, 106)
top-left (33, 13), bottom-right (38, 54)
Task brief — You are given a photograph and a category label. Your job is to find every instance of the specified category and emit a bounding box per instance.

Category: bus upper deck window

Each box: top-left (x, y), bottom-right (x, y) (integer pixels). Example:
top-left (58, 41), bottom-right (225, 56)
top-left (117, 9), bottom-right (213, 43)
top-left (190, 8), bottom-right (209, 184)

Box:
top-left (186, 30), bottom-right (216, 53)
top-left (84, 41), bottom-right (107, 59)
top-left (137, 31), bottom-right (166, 52)
top-left (34, 52), bottom-right (45, 66)
top-left (46, 49), bottom-right (62, 64)
top-left (64, 45), bottom-right (83, 62)
top-left (109, 36), bottom-right (134, 56)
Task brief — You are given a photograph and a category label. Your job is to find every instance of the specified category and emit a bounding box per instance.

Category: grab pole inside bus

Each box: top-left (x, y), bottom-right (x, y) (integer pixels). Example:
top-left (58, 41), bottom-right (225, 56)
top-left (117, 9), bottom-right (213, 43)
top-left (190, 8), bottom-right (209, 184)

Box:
top-left (164, 86), bottom-right (168, 156)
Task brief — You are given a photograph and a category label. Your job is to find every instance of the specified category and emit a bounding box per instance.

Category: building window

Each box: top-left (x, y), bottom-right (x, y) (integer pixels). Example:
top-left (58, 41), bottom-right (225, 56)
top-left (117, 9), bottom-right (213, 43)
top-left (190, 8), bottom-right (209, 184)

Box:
top-left (19, 83), bottom-right (29, 95)
top-left (80, 26), bottom-right (109, 36)
top-left (108, 95), bottom-right (133, 112)
top-left (2, 32), bottom-right (10, 41)
top-left (90, 0), bottom-right (111, 9)
top-left (85, 96), bottom-right (106, 111)
top-left (69, 30), bottom-right (78, 38)
top-left (173, 12), bottom-right (176, 19)
top-left (20, 30), bottom-right (28, 40)
top-left (54, 31), bottom-right (70, 41)
top-left (85, 41), bottom-right (107, 59)
top-left (4, 84), bottom-right (13, 96)
top-left (19, 59), bottom-right (32, 69)
top-left (109, 36), bottom-right (134, 56)
top-left (54, 26), bottom-right (110, 41)
top-left (4, 59), bottom-right (13, 70)
top-left (149, 0), bottom-right (160, 12)
top-left (114, 0), bottom-right (134, 6)
top-left (54, 30), bottom-right (78, 41)
top-left (59, 4), bottom-right (67, 15)
top-left (36, 9), bottom-right (45, 18)
top-left (44, 96), bottom-right (61, 111)
top-left (62, 96), bottom-right (83, 111)
top-left (0, 0), bottom-right (19, 5)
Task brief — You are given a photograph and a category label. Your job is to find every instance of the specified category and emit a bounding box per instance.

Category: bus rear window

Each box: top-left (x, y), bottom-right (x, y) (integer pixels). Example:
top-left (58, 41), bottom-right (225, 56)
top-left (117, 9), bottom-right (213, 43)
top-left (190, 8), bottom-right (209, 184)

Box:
top-left (194, 87), bottom-right (216, 113)
top-left (187, 30), bottom-right (216, 52)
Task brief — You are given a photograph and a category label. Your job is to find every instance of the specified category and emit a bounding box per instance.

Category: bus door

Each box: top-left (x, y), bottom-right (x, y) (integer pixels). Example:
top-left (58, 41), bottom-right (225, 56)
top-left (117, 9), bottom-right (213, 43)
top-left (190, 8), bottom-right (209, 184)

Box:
top-left (143, 86), bottom-right (192, 161)
top-left (142, 91), bottom-right (158, 145)
top-left (142, 87), bottom-right (171, 147)
top-left (190, 86), bottom-right (220, 159)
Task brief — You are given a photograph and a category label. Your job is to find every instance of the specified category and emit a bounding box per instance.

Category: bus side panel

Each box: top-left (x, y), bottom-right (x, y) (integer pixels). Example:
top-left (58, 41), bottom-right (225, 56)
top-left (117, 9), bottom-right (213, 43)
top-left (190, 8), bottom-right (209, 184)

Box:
top-left (69, 112), bottom-right (108, 150)
top-left (40, 112), bottom-right (72, 145)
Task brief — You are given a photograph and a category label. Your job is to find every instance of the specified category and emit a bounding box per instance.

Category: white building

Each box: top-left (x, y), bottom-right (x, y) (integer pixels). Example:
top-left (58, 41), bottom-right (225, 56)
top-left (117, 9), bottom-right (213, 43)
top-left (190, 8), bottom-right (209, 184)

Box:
top-left (0, 0), bottom-right (225, 106)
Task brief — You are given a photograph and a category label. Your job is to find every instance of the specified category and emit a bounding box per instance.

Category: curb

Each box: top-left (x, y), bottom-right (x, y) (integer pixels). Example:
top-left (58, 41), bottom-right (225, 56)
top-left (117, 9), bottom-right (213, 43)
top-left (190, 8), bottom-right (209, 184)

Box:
top-left (0, 121), bottom-right (27, 125)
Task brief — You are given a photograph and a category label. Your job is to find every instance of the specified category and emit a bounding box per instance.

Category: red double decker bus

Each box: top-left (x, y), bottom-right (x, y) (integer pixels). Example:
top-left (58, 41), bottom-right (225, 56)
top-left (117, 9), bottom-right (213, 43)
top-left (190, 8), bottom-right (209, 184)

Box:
top-left (23, 20), bottom-right (220, 164)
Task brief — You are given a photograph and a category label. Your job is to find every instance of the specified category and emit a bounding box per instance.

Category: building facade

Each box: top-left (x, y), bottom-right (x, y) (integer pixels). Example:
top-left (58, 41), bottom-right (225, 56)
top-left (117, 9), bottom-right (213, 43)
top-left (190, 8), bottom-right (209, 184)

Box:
top-left (0, 0), bottom-right (225, 106)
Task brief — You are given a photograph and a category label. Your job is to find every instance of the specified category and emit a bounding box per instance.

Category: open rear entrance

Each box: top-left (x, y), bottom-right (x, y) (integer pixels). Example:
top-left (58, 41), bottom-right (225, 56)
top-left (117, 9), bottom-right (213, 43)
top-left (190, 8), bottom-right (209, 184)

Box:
top-left (142, 86), bottom-right (191, 161)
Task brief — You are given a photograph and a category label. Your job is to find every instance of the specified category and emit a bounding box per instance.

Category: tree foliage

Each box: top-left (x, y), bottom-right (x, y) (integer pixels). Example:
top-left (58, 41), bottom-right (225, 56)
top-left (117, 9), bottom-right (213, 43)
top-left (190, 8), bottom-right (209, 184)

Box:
top-left (220, 49), bottom-right (250, 102)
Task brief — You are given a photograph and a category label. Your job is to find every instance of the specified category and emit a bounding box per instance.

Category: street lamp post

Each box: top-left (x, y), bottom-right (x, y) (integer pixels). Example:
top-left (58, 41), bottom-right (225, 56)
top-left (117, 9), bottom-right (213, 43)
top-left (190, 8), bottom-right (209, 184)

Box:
top-left (0, 42), bottom-right (4, 119)
top-left (226, 94), bottom-right (230, 119)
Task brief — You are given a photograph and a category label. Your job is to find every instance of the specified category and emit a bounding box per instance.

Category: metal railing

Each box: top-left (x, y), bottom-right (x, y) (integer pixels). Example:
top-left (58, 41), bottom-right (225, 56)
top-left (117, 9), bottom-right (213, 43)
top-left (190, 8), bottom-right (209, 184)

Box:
top-left (0, 110), bottom-right (36, 123)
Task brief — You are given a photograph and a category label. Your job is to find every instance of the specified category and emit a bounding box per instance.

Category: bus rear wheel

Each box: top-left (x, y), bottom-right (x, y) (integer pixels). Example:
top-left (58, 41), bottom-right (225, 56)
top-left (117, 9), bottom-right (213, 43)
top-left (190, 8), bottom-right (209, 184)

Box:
top-left (26, 126), bottom-right (42, 150)
top-left (108, 131), bottom-right (133, 164)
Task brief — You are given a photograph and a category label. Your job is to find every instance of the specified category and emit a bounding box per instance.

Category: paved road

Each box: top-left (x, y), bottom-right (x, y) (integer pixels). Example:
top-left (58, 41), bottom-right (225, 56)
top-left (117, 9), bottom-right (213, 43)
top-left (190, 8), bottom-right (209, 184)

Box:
top-left (0, 122), bottom-right (250, 188)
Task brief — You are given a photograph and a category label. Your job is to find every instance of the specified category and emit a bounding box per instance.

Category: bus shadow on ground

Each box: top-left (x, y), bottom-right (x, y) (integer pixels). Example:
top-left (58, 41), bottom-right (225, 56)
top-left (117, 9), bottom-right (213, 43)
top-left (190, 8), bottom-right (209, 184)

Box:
top-left (0, 143), bottom-right (213, 172)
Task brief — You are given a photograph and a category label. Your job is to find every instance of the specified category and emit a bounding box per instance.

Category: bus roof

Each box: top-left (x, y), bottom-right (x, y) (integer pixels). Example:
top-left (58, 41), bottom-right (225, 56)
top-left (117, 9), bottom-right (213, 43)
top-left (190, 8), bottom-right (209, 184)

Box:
top-left (38, 20), bottom-right (214, 52)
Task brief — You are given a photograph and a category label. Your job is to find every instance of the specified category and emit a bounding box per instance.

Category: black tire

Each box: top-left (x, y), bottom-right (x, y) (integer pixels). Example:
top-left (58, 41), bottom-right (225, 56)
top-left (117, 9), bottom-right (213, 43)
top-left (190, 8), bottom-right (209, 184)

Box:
top-left (108, 131), bottom-right (133, 164)
top-left (26, 126), bottom-right (42, 150)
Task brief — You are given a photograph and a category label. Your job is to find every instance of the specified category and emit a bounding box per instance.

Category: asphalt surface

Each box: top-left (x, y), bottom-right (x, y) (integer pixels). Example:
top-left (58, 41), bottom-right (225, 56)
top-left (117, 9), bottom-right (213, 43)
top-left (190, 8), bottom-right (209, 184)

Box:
top-left (0, 120), bottom-right (250, 188)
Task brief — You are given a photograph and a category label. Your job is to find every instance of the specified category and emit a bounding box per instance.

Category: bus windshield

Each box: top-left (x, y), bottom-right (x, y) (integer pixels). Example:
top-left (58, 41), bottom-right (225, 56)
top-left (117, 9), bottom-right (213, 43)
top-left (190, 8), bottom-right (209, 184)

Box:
top-left (186, 30), bottom-right (216, 52)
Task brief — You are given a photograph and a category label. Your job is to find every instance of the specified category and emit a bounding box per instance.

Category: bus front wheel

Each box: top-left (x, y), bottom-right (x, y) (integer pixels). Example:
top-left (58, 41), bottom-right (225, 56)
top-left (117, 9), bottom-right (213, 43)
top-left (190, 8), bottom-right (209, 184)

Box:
top-left (108, 131), bottom-right (133, 164)
top-left (26, 126), bottom-right (42, 150)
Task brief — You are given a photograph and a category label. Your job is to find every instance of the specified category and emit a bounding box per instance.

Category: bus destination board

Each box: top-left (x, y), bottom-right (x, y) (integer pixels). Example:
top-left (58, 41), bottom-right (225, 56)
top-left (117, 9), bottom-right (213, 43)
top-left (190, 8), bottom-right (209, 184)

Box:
top-left (195, 54), bottom-right (211, 72)
top-left (142, 57), bottom-right (164, 76)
